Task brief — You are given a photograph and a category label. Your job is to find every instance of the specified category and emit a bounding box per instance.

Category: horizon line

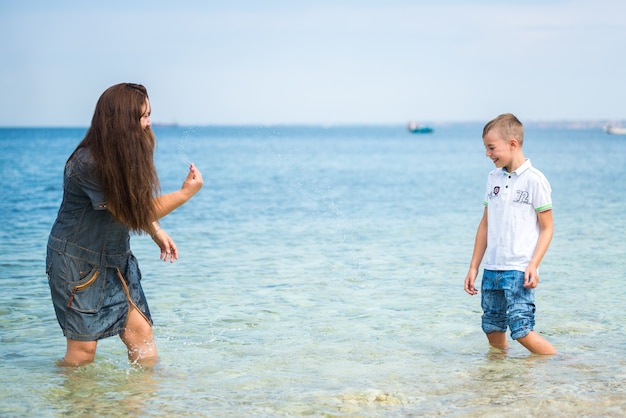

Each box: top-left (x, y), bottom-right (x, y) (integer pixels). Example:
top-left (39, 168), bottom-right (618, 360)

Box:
top-left (0, 118), bottom-right (623, 130)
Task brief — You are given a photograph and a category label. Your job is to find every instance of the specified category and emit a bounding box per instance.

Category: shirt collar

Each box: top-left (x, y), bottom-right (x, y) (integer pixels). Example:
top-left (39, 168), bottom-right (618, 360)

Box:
top-left (503, 159), bottom-right (531, 176)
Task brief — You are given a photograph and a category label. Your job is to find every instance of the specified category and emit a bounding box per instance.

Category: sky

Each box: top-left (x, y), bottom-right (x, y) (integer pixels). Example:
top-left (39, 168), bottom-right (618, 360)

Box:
top-left (1, 0), bottom-right (625, 126)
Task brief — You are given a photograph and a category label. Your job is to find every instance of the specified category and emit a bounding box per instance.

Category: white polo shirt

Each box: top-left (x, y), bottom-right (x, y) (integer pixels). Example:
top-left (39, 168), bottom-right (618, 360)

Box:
top-left (483, 159), bottom-right (552, 271)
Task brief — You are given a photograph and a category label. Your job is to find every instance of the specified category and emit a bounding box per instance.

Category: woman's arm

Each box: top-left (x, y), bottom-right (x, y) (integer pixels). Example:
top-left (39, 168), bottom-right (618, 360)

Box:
top-left (148, 220), bottom-right (178, 263)
top-left (153, 163), bottom-right (203, 219)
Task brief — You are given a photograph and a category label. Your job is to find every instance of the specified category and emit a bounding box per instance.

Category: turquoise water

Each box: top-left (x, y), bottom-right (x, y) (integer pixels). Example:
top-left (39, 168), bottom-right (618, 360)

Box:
top-left (1, 125), bottom-right (625, 417)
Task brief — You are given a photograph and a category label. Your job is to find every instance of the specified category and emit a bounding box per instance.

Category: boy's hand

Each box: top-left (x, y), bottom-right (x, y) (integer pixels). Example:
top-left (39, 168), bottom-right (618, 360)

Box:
top-left (524, 265), bottom-right (539, 288)
top-left (464, 269), bottom-right (479, 295)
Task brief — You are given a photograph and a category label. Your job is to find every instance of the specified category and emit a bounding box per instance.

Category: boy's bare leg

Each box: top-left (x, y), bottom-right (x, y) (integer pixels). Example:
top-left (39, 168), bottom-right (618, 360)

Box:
top-left (517, 331), bottom-right (556, 355)
top-left (486, 332), bottom-right (508, 350)
top-left (120, 306), bottom-right (159, 366)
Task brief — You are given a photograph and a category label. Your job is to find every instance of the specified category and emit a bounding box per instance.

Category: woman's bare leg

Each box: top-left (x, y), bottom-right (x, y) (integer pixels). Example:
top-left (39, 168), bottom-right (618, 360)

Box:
top-left (120, 306), bottom-right (159, 366)
top-left (61, 339), bottom-right (98, 366)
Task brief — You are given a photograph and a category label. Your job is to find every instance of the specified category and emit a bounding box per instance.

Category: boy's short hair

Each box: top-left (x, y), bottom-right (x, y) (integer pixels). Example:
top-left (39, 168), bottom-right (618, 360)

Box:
top-left (483, 113), bottom-right (524, 146)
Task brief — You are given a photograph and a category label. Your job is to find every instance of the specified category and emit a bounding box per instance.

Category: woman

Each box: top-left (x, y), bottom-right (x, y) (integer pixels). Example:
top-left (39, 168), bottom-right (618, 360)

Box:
top-left (46, 83), bottom-right (203, 366)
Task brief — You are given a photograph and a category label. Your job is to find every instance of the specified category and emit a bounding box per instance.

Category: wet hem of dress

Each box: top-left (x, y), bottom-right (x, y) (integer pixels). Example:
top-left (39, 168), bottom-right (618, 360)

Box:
top-left (62, 327), bottom-right (125, 342)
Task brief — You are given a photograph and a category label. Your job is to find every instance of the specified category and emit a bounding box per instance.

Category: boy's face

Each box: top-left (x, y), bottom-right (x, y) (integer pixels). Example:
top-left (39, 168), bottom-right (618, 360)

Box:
top-left (483, 129), bottom-right (515, 170)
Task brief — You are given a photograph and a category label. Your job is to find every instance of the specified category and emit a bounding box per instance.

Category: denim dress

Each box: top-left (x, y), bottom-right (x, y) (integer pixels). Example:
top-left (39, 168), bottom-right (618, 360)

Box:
top-left (46, 147), bottom-right (152, 341)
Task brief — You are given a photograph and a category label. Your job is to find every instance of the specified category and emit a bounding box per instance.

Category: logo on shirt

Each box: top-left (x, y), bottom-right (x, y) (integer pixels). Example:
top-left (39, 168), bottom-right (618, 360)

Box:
top-left (493, 186), bottom-right (500, 196)
top-left (514, 190), bottom-right (530, 204)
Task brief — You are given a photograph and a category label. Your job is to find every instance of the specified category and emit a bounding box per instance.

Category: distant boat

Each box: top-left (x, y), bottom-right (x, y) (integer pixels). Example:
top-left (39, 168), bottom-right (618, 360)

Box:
top-left (605, 125), bottom-right (626, 135)
top-left (407, 121), bottom-right (433, 134)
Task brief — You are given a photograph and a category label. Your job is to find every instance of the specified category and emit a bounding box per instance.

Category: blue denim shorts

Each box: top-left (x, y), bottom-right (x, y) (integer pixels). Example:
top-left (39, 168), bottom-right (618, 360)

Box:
top-left (481, 269), bottom-right (535, 340)
top-left (46, 237), bottom-right (152, 341)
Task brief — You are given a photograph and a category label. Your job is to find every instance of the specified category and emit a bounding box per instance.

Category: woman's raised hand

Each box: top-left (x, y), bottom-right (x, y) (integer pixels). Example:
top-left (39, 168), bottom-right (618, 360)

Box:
top-left (181, 163), bottom-right (203, 198)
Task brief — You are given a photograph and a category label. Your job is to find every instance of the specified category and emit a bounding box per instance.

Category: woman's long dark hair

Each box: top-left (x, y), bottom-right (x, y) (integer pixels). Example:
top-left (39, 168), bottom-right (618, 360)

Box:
top-left (70, 83), bottom-right (160, 233)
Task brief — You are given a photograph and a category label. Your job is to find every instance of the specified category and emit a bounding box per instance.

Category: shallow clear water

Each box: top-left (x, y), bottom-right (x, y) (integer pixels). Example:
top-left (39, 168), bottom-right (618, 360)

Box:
top-left (1, 124), bottom-right (625, 416)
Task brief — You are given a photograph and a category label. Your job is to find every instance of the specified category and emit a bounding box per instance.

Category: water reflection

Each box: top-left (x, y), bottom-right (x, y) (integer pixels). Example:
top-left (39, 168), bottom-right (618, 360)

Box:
top-left (46, 362), bottom-right (162, 417)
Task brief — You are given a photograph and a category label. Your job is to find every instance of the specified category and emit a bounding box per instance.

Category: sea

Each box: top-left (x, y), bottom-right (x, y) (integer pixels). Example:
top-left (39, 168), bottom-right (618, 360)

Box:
top-left (0, 123), bottom-right (625, 417)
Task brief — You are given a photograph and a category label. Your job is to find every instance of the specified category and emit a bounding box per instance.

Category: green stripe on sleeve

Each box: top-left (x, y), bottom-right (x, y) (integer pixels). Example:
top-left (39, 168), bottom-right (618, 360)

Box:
top-left (535, 204), bottom-right (552, 212)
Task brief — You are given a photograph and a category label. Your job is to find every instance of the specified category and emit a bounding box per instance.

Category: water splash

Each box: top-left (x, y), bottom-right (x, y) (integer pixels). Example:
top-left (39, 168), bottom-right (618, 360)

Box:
top-left (178, 128), bottom-right (195, 166)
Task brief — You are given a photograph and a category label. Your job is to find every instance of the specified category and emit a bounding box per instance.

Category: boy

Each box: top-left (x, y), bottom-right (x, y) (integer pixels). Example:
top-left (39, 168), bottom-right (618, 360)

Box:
top-left (464, 113), bottom-right (556, 355)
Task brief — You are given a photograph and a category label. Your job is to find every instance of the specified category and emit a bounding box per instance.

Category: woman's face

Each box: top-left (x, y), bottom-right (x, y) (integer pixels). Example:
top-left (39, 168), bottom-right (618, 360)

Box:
top-left (140, 99), bottom-right (151, 129)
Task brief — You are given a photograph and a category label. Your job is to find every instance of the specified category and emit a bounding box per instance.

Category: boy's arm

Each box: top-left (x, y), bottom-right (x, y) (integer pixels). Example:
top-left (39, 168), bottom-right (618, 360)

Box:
top-left (464, 207), bottom-right (488, 295)
top-left (524, 209), bottom-right (554, 288)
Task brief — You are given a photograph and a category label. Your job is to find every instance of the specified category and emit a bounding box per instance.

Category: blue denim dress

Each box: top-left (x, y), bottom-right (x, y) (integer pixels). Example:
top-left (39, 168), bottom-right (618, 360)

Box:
top-left (46, 147), bottom-right (152, 341)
